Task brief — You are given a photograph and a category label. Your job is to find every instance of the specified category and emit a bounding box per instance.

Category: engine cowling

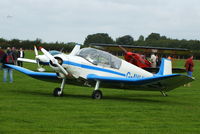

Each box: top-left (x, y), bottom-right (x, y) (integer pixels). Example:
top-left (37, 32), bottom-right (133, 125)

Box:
top-left (49, 57), bottom-right (64, 72)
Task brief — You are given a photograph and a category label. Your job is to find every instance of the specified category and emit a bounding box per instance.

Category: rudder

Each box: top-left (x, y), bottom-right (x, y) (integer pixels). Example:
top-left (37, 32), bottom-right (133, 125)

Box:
top-left (157, 58), bottom-right (172, 75)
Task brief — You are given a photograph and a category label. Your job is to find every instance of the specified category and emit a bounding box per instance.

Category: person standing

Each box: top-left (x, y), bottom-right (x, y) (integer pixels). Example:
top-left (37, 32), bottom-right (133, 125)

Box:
top-left (0, 48), bottom-right (5, 69)
top-left (150, 53), bottom-right (157, 68)
top-left (17, 48), bottom-right (25, 67)
top-left (185, 55), bottom-right (194, 77)
top-left (11, 47), bottom-right (19, 65)
top-left (184, 55), bottom-right (194, 87)
top-left (156, 54), bottom-right (161, 67)
top-left (1, 47), bottom-right (14, 83)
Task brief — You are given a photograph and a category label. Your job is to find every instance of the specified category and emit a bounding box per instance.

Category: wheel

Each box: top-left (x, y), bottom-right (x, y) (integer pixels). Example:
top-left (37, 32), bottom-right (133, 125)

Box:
top-left (92, 90), bottom-right (103, 99)
top-left (53, 87), bottom-right (63, 97)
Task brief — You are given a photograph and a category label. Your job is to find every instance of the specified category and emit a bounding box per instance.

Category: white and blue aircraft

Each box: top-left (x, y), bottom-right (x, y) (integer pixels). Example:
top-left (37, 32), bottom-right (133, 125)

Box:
top-left (6, 44), bottom-right (194, 99)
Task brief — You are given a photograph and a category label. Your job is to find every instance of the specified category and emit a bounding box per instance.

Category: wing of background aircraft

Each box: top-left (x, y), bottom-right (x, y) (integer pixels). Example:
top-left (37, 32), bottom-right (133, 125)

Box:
top-left (90, 43), bottom-right (191, 54)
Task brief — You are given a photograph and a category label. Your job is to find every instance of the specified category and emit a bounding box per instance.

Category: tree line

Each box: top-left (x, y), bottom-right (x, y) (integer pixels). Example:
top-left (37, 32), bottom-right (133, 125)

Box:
top-left (1, 33), bottom-right (200, 58)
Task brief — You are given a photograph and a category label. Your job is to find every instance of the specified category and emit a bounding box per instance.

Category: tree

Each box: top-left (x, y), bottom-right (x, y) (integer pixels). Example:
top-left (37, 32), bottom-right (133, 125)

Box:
top-left (84, 33), bottom-right (114, 46)
top-left (146, 33), bottom-right (161, 41)
top-left (160, 36), bottom-right (167, 40)
top-left (138, 35), bottom-right (144, 41)
top-left (116, 35), bottom-right (134, 45)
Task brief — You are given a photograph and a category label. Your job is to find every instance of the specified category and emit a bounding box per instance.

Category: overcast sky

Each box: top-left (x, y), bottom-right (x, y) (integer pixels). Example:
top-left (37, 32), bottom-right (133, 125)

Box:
top-left (0, 0), bottom-right (200, 44)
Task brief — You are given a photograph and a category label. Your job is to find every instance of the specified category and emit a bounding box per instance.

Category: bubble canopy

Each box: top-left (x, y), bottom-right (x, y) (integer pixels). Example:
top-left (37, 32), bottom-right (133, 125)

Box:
top-left (77, 48), bottom-right (122, 69)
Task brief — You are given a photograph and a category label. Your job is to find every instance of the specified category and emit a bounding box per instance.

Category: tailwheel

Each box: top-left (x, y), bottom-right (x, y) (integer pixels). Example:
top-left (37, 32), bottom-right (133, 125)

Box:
top-left (53, 87), bottom-right (63, 97)
top-left (92, 90), bottom-right (103, 99)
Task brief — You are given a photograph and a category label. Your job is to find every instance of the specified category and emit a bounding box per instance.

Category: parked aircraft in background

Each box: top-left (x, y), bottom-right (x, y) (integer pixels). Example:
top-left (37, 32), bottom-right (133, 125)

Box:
top-left (7, 44), bottom-right (194, 99)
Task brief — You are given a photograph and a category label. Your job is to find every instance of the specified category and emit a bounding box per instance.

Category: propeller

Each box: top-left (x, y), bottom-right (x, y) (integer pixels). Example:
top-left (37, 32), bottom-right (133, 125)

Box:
top-left (34, 45), bottom-right (46, 72)
top-left (39, 47), bottom-right (68, 77)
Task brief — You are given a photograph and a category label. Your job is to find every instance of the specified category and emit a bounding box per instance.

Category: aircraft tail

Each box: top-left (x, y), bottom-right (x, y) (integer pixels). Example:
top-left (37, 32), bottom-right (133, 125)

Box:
top-left (157, 58), bottom-right (172, 75)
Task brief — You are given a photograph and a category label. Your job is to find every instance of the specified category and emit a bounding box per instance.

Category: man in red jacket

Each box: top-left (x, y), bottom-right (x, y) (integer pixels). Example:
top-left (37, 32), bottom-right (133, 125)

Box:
top-left (185, 55), bottom-right (194, 77)
top-left (184, 55), bottom-right (194, 86)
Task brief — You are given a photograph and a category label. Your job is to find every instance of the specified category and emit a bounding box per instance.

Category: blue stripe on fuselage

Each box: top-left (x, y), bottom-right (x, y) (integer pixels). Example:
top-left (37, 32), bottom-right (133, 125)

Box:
top-left (63, 61), bottom-right (125, 77)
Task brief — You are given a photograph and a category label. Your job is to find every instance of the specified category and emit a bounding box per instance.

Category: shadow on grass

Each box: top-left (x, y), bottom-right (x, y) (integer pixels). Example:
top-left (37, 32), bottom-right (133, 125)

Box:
top-left (8, 89), bottom-right (185, 105)
top-left (8, 89), bottom-right (52, 97)
top-left (65, 93), bottom-right (164, 103)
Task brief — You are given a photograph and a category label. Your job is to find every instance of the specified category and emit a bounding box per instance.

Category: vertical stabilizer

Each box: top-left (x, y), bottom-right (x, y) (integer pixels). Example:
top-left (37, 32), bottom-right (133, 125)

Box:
top-left (157, 58), bottom-right (172, 75)
top-left (69, 44), bottom-right (81, 56)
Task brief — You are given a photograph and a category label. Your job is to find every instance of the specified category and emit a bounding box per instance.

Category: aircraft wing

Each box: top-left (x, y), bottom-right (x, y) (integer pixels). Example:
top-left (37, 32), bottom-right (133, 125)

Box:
top-left (5, 64), bottom-right (59, 82)
top-left (17, 58), bottom-right (37, 64)
top-left (87, 74), bottom-right (194, 91)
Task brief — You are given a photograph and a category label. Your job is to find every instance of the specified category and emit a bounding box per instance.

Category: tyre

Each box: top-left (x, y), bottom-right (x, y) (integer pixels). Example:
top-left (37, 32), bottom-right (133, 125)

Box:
top-left (92, 90), bottom-right (103, 99)
top-left (53, 87), bottom-right (63, 97)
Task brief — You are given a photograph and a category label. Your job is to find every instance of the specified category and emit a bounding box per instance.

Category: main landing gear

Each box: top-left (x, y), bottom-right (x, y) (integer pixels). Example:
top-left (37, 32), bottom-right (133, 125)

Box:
top-left (53, 78), bottom-right (66, 97)
top-left (52, 78), bottom-right (103, 99)
top-left (92, 80), bottom-right (103, 99)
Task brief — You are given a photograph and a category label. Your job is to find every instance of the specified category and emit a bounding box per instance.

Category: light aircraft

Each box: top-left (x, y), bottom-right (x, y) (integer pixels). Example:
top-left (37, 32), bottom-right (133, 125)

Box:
top-left (6, 44), bottom-right (194, 99)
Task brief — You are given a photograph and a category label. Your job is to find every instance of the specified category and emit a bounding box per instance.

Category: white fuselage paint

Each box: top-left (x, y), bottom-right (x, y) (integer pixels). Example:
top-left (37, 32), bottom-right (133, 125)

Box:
top-left (54, 54), bottom-right (153, 80)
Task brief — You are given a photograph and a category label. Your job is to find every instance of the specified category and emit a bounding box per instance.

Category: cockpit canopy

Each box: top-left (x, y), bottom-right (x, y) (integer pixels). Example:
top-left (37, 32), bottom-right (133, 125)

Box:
top-left (77, 48), bottom-right (122, 69)
top-left (49, 50), bottom-right (62, 56)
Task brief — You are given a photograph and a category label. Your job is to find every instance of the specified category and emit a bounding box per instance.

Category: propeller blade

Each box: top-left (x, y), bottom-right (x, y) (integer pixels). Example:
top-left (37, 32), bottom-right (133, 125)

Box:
top-left (39, 47), bottom-right (68, 76)
top-left (34, 45), bottom-right (39, 56)
top-left (119, 45), bottom-right (128, 53)
top-left (34, 46), bottom-right (46, 72)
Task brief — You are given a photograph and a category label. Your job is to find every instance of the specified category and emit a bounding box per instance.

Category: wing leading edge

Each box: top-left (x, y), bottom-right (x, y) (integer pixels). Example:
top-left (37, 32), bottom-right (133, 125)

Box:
top-left (87, 74), bottom-right (194, 91)
top-left (5, 64), bottom-right (58, 81)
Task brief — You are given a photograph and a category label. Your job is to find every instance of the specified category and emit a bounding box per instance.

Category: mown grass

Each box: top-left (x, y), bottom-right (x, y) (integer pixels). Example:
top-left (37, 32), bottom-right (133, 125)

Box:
top-left (0, 50), bottom-right (200, 134)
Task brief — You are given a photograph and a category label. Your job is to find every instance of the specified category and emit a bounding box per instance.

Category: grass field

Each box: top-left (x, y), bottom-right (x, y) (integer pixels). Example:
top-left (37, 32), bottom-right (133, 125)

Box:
top-left (0, 51), bottom-right (200, 134)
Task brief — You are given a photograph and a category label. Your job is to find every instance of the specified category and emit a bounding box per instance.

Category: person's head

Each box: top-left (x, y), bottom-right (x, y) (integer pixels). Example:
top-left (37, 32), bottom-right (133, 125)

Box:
top-left (187, 55), bottom-right (193, 59)
top-left (7, 47), bottom-right (11, 51)
top-left (20, 48), bottom-right (23, 51)
top-left (6, 47), bottom-right (11, 54)
top-left (12, 47), bottom-right (16, 51)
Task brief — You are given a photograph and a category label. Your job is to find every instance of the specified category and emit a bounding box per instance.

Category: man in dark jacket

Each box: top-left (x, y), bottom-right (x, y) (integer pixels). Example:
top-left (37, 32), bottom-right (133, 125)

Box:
top-left (17, 48), bottom-right (25, 67)
top-left (11, 47), bottom-right (19, 65)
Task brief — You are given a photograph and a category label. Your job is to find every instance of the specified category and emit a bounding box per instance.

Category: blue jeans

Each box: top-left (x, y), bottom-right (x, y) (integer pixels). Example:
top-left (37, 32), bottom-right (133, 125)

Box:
top-left (187, 71), bottom-right (193, 77)
top-left (3, 68), bottom-right (13, 82)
